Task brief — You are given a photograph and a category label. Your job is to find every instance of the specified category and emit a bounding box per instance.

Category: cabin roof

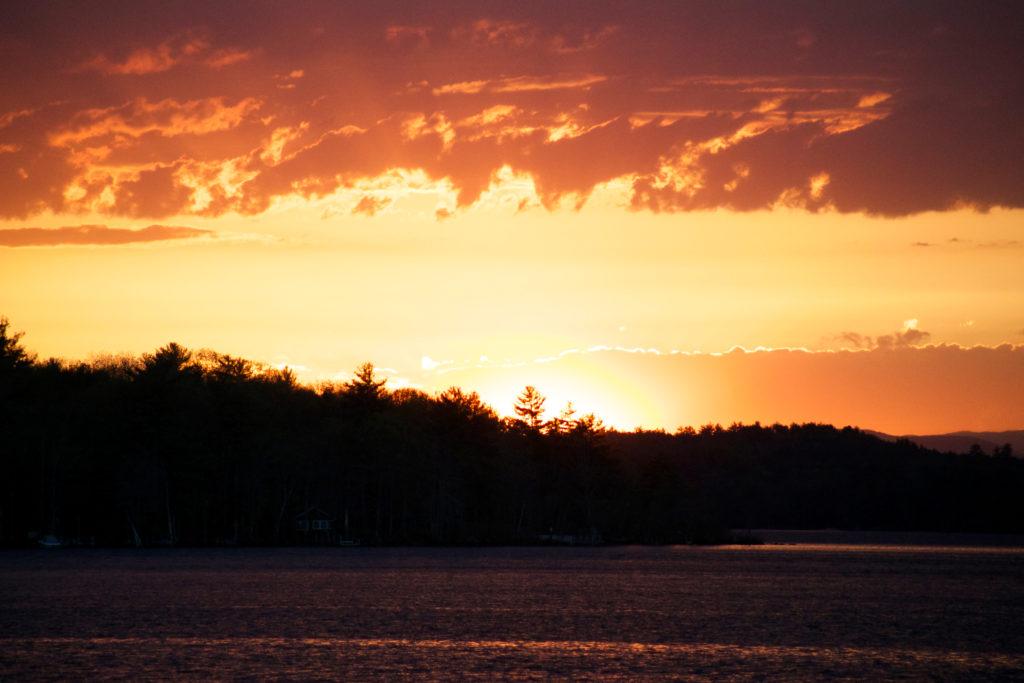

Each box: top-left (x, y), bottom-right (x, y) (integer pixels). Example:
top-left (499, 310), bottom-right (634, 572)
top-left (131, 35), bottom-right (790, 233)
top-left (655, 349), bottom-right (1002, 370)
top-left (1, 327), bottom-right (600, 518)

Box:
top-left (293, 506), bottom-right (333, 521)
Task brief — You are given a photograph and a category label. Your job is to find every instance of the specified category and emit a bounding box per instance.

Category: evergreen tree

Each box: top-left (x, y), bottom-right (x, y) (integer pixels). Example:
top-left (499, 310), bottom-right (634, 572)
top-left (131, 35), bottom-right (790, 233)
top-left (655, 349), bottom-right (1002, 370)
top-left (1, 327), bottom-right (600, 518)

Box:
top-left (513, 385), bottom-right (547, 431)
top-left (344, 362), bottom-right (387, 402)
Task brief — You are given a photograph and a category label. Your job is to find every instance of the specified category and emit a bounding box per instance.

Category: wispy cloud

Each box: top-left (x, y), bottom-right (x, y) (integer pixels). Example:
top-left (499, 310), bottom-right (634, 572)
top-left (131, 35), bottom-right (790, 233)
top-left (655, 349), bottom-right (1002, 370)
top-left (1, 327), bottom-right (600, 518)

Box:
top-left (828, 321), bottom-right (932, 351)
top-left (915, 237), bottom-right (1020, 249)
top-left (75, 33), bottom-right (253, 75)
top-left (0, 224), bottom-right (211, 247)
top-left (49, 97), bottom-right (261, 148)
top-left (433, 74), bottom-right (607, 95)
top-left (386, 25), bottom-right (432, 50)
top-left (875, 326), bottom-right (931, 351)
top-left (350, 195), bottom-right (390, 216)
top-left (451, 19), bottom-right (535, 49)
top-left (77, 35), bottom-right (209, 75)
top-left (0, 107), bottom-right (40, 129)
top-left (449, 18), bottom-right (618, 55)
top-left (548, 25), bottom-right (619, 54)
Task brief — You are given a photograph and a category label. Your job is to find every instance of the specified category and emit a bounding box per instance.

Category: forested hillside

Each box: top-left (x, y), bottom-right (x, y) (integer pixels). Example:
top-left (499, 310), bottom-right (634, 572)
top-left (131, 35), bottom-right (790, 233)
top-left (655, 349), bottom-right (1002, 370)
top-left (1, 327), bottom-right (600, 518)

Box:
top-left (2, 318), bottom-right (1022, 547)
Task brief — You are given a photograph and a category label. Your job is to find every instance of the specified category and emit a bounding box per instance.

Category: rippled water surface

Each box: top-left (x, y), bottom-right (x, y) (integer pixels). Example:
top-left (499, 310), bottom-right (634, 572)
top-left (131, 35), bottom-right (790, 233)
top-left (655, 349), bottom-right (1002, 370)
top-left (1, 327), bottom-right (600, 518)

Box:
top-left (2, 545), bottom-right (1022, 679)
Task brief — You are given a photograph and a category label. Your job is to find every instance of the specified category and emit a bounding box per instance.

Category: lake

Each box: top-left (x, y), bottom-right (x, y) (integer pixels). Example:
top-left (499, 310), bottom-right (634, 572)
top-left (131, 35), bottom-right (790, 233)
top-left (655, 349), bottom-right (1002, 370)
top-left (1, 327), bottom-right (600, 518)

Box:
top-left (2, 543), bottom-right (1022, 679)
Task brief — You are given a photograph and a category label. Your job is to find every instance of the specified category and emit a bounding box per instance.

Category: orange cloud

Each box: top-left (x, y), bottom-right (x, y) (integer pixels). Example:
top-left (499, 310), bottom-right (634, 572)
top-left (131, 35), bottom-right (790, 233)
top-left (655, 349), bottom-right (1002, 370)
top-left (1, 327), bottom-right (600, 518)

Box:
top-left (386, 25), bottom-right (431, 50)
top-left (548, 25), bottom-right (619, 54)
top-left (107, 163), bottom-right (195, 218)
top-left (0, 224), bottom-right (211, 247)
top-left (30, 97), bottom-right (264, 217)
top-left (49, 97), bottom-right (261, 148)
top-left (0, 108), bottom-right (40, 129)
top-left (451, 19), bottom-right (535, 49)
top-left (205, 48), bottom-right (256, 69)
top-left (829, 322), bottom-right (933, 352)
top-left (433, 74), bottom-right (607, 95)
top-left (77, 34), bottom-right (209, 75)
top-left (351, 195), bottom-right (390, 216)
top-left (449, 18), bottom-right (617, 55)
top-left (76, 32), bottom-right (253, 75)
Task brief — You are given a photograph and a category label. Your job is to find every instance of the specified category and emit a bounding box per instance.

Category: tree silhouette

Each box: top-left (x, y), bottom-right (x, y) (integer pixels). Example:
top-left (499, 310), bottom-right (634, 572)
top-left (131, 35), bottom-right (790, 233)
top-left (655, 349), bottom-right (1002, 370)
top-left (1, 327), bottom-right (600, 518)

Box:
top-left (137, 342), bottom-right (199, 383)
top-left (204, 351), bottom-right (255, 383)
top-left (344, 362), bottom-right (387, 401)
top-left (513, 385), bottom-right (547, 431)
top-left (572, 412), bottom-right (605, 438)
top-left (550, 401), bottom-right (578, 434)
top-left (438, 386), bottom-right (497, 424)
top-left (0, 317), bottom-right (35, 373)
top-left (2, 316), bottom-right (1024, 548)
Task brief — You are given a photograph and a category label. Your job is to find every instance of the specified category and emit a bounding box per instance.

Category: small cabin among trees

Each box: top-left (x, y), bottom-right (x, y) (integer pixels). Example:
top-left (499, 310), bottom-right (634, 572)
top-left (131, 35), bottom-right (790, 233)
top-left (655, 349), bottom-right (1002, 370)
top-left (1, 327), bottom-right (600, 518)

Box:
top-left (294, 507), bottom-right (335, 544)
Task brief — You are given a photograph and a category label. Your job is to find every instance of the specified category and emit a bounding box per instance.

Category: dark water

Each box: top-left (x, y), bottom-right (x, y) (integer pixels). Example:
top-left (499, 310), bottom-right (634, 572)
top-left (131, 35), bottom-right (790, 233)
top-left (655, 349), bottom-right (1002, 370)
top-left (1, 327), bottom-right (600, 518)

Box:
top-left (2, 544), bottom-right (1022, 680)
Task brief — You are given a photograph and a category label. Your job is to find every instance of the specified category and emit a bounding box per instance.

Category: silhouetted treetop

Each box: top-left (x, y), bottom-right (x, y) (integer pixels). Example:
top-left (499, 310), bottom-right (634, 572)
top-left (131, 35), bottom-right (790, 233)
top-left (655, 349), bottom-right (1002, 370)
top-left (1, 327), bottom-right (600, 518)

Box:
top-left (198, 350), bottom-right (256, 383)
top-left (344, 362), bottom-right (387, 398)
top-left (572, 412), bottom-right (605, 438)
top-left (438, 387), bottom-right (497, 423)
top-left (0, 317), bottom-right (35, 373)
top-left (513, 385), bottom-right (546, 431)
top-left (549, 401), bottom-right (578, 434)
top-left (137, 342), bottom-right (200, 382)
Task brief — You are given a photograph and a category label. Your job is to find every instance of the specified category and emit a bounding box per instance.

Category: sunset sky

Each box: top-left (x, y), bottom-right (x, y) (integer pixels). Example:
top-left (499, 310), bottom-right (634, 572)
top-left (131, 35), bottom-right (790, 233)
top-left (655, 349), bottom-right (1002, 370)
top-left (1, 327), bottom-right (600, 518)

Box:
top-left (2, 1), bottom-right (1022, 433)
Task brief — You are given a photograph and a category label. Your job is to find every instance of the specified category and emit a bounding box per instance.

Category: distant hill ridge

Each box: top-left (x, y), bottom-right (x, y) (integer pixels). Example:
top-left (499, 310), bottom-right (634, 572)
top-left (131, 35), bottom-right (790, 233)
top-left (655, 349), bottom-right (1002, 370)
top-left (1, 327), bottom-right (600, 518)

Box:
top-left (865, 430), bottom-right (1024, 457)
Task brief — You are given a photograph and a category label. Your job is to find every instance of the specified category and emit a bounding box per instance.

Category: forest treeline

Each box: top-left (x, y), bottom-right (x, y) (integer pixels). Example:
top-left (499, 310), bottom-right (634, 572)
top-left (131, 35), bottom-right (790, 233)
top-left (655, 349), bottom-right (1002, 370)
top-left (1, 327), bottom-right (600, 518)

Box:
top-left (1, 318), bottom-right (1022, 547)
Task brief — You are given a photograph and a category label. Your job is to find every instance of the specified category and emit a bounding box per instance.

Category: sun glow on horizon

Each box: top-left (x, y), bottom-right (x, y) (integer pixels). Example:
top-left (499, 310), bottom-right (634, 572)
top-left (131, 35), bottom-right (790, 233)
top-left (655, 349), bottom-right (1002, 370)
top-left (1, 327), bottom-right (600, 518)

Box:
top-left (422, 351), bottom-right (671, 432)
